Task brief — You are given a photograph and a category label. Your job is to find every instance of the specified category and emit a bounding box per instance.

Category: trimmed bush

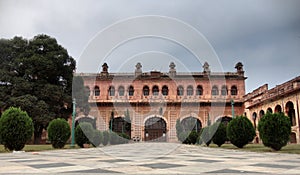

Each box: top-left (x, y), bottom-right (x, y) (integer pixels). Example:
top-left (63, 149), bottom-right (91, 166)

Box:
top-left (103, 131), bottom-right (110, 146)
top-left (179, 131), bottom-right (199, 144)
top-left (227, 116), bottom-right (255, 148)
top-left (200, 127), bottom-right (212, 146)
top-left (47, 118), bottom-right (71, 149)
top-left (176, 119), bottom-right (183, 141)
top-left (75, 122), bottom-right (93, 148)
top-left (0, 107), bottom-right (34, 151)
top-left (258, 112), bottom-right (291, 151)
top-left (91, 130), bottom-right (103, 147)
top-left (109, 132), bottom-right (130, 145)
top-left (211, 122), bottom-right (227, 147)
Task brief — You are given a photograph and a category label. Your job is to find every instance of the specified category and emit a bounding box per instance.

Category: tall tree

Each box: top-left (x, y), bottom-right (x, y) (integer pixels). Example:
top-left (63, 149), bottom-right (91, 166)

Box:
top-left (0, 34), bottom-right (76, 143)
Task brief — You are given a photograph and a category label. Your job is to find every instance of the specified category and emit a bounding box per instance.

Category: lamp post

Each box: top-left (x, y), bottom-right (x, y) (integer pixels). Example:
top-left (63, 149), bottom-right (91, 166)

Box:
top-left (70, 98), bottom-right (76, 148)
top-left (231, 99), bottom-right (235, 118)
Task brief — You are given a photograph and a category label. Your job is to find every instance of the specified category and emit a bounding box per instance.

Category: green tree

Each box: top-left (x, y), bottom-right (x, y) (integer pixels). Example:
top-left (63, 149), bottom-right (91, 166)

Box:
top-left (0, 35), bottom-right (76, 143)
top-left (75, 122), bottom-right (93, 148)
top-left (91, 130), bottom-right (103, 147)
top-left (47, 118), bottom-right (71, 149)
top-left (227, 116), bottom-right (255, 148)
top-left (72, 76), bottom-right (90, 115)
top-left (211, 122), bottom-right (227, 147)
top-left (258, 112), bottom-right (291, 151)
top-left (0, 107), bottom-right (34, 151)
top-left (176, 119), bottom-right (183, 141)
top-left (200, 126), bottom-right (212, 146)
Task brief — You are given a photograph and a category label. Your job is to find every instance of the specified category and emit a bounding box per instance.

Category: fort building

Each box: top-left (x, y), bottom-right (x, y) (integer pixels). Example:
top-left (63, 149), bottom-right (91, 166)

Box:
top-left (244, 76), bottom-right (300, 144)
top-left (78, 62), bottom-right (246, 142)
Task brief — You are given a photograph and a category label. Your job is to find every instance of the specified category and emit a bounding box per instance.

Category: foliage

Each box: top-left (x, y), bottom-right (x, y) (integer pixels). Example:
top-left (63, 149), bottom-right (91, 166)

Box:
top-left (102, 131), bottom-right (110, 146)
top-left (0, 107), bottom-right (34, 151)
top-left (75, 122), bottom-right (93, 148)
top-left (258, 112), bottom-right (291, 151)
top-left (200, 127), bottom-right (212, 146)
top-left (109, 132), bottom-right (130, 145)
top-left (72, 76), bottom-right (90, 115)
top-left (47, 118), bottom-right (70, 149)
top-left (176, 119), bottom-right (183, 141)
top-left (0, 35), bottom-right (76, 143)
top-left (211, 122), bottom-right (227, 147)
top-left (178, 131), bottom-right (199, 144)
top-left (91, 130), bottom-right (103, 147)
top-left (124, 109), bottom-right (131, 135)
top-left (227, 116), bottom-right (255, 148)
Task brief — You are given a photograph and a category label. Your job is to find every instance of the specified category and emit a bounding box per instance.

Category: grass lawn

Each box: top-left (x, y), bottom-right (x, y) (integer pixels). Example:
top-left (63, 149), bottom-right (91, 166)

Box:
top-left (207, 143), bottom-right (300, 154)
top-left (0, 144), bottom-right (80, 153)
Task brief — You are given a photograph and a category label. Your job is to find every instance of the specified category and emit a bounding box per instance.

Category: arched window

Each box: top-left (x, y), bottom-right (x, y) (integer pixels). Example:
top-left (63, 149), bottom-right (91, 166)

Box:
top-left (118, 86), bottom-right (125, 96)
top-left (177, 86), bottom-right (184, 96)
top-left (162, 85), bottom-right (168, 96)
top-left (196, 85), bottom-right (203, 96)
top-left (221, 85), bottom-right (228, 96)
top-left (231, 86), bottom-right (238, 96)
top-left (274, 105), bottom-right (282, 113)
top-left (128, 86), bottom-right (134, 96)
top-left (286, 101), bottom-right (296, 126)
top-left (152, 85), bottom-right (159, 96)
top-left (94, 86), bottom-right (100, 96)
top-left (187, 85), bottom-right (193, 96)
top-left (211, 86), bottom-right (219, 96)
top-left (259, 110), bottom-right (265, 118)
top-left (267, 107), bottom-right (273, 113)
top-left (109, 86), bottom-right (115, 96)
top-left (143, 86), bottom-right (149, 96)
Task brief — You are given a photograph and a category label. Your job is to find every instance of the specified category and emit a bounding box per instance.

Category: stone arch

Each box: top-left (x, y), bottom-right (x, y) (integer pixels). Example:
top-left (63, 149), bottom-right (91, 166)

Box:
top-left (143, 85), bottom-right (150, 96)
top-left (259, 110), bottom-right (265, 119)
top-left (267, 107), bottom-right (273, 113)
top-left (144, 115), bottom-right (167, 142)
top-left (187, 85), bottom-right (194, 96)
top-left (180, 116), bottom-right (202, 133)
top-left (162, 85), bottom-right (168, 96)
top-left (180, 113), bottom-right (204, 126)
top-left (215, 116), bottom-right (232, 126)
top-left (75, 115), bottom-right (96, 129)
top-left (109, 116), bottom-right (131, 137)
top-left (286, 101), bottom-right (296, 126)
top-left (152, 85), bottom-right (159, 96)
top-left (94, 86), bottom-right (100, 96)
top-left (118, 86), bottom-right (125, 96)
top-left (274, 105), bottom-right (282, 113)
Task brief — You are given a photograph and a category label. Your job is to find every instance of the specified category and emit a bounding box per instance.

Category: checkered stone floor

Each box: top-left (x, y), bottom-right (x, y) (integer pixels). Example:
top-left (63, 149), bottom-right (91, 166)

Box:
top-left (1, 143), bottom-right (300, 174)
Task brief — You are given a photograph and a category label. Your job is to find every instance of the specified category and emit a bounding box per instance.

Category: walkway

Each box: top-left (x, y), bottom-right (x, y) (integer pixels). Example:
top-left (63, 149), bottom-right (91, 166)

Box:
top-left (0, 143), bottom-right (300, 174)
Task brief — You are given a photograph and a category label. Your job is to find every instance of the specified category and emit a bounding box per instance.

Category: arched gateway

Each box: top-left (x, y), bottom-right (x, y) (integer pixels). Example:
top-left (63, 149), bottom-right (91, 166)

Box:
top-left (144, 116), bottom-right (167, 142)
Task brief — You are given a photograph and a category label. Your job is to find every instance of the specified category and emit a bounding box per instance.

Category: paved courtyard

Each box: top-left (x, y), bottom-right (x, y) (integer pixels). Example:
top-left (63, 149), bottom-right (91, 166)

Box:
top-left (0, 143), bottom-right (300, 174)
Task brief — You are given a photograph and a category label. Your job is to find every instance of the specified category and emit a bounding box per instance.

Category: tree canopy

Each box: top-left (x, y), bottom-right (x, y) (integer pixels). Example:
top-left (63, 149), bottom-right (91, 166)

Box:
top-left (0, 34), bottom-right (76, 143)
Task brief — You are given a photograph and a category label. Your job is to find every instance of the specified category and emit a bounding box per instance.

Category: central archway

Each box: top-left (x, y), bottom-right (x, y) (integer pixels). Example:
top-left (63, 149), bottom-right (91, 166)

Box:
top-left (144, 116), bottom-right (167, 142)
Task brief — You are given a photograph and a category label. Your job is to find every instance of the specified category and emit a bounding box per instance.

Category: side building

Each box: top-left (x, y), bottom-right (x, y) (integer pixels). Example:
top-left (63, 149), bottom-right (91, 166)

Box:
top-left (78, 62), bottom-right (246, 142)
top-left (244, 76), bottom-right (300, 143)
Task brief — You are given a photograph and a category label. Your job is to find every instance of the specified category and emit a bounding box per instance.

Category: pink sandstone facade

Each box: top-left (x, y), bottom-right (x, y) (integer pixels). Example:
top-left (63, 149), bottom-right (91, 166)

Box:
top-left (78, 62), bottom-right (246, 142)
top-left (244, 76), bottom-right (300, 144)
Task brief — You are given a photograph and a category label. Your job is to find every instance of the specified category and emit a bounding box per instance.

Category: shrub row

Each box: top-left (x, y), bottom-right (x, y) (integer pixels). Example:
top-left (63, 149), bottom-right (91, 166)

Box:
top-left (176, 113), bottom-right (292, 151)
top-left (75, 122), bottom-right (130, 148)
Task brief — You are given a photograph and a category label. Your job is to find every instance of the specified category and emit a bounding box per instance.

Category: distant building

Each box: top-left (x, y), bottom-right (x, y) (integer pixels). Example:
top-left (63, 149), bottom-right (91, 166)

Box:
top-left (244, 76), bottom-right (300, 143)
top-left (78, 62), bottom-right (246, 142)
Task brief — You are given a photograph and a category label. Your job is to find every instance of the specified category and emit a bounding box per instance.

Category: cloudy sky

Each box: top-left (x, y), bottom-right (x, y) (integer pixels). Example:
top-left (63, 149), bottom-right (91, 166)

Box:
top-left (0, 0), bottom-right (299, 93)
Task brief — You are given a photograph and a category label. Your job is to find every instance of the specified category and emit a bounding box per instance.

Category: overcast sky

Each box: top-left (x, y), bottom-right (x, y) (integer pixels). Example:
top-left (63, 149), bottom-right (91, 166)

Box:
top-left (0, 0), bottom-right (299, 93)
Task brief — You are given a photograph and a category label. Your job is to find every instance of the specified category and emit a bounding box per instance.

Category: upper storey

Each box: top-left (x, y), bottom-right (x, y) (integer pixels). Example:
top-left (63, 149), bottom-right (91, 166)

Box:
top-left (78, 62), bottom-right (247, 103)
top-left (244, 76), bottom-right (300, 109)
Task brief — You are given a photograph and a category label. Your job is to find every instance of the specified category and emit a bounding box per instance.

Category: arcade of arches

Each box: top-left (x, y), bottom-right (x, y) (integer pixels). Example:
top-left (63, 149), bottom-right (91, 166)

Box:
top-left (244, 77), bottom-right (300, 144)
top-left (79, 62), bottom-right (300, 143)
